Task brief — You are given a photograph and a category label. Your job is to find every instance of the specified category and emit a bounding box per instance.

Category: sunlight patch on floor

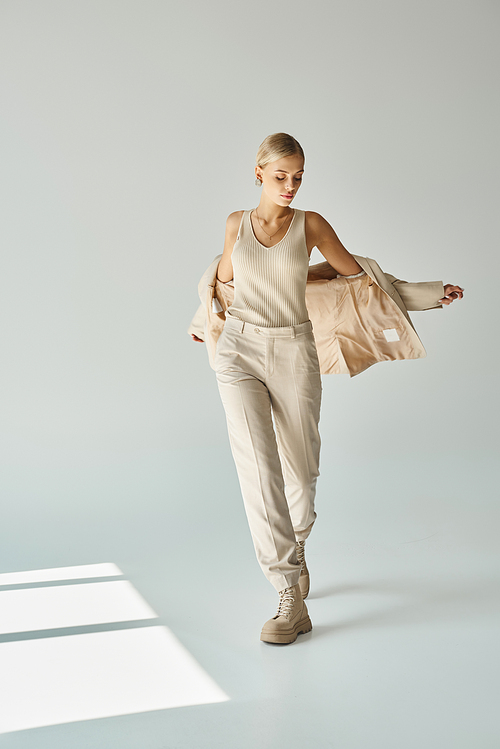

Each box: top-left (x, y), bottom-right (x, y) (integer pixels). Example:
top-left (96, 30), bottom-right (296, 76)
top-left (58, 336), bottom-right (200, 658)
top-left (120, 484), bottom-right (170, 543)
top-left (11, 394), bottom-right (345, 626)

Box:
top-left (0, 562), bottom-right (122, 586)
top-left (0, 564), bottom-right (229, 734)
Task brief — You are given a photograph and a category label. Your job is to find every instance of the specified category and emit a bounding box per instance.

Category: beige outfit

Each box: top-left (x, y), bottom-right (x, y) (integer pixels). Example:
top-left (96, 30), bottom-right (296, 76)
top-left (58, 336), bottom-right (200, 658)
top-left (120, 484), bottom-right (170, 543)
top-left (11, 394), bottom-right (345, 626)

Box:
top-left (188, 211), bottom-right (445, 591)
top-left (188, 254), bottom-right (445, 377)
top-left (215, 209), bottom-right (321, 591)
top-left (227, 209), bottom-right (310, 326)
top-left (216, 312), bottom-right (322, 592)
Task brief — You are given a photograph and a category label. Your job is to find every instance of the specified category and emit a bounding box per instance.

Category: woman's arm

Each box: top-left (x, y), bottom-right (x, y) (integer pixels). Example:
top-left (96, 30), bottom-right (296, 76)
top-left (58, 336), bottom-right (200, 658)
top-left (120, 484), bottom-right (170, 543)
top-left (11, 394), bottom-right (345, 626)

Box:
top-left (307, 261), bottom-right (338, 281)
top-left (385, 273), bottom-right (464, 309)
top-left (216, 211), bottom-right (243, 283)
top-left (305, 211), bottom-right (363, 276)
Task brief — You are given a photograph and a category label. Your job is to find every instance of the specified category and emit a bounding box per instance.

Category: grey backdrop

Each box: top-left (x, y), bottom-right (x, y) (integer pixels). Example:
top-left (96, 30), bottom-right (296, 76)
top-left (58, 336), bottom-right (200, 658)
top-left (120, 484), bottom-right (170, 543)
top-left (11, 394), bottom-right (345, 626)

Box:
top-left (1, 0), bottom-right (497, 526)
top-left (0, 1), bottom-right (498, 746)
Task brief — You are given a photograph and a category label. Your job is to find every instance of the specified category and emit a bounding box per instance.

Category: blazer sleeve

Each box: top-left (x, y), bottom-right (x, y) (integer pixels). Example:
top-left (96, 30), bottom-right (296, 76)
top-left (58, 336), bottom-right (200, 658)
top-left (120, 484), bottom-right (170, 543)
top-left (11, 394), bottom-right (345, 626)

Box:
top-left (384, 274), bottom-right (445, 311)
top-left (187, 302), bottom-right (206, 341)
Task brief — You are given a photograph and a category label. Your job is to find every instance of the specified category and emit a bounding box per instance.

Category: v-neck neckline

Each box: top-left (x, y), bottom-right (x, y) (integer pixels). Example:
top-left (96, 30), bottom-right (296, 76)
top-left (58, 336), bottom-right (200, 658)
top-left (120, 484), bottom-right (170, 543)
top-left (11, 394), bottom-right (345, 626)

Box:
top-left (248, 209), bottom-right (296, 249)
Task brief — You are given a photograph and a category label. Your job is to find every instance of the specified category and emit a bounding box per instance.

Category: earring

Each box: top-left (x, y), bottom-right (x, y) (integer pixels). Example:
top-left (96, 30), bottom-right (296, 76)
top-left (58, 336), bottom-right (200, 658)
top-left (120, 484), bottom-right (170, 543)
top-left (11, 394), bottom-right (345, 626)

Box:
top-left (255, 178), bottom-right (262, 186)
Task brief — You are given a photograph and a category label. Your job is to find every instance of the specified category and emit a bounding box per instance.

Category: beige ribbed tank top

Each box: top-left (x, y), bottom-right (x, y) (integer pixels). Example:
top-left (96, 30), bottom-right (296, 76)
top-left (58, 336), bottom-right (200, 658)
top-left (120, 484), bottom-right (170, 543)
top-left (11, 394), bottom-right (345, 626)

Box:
top-left (226, 208), bottom-right (310, 327)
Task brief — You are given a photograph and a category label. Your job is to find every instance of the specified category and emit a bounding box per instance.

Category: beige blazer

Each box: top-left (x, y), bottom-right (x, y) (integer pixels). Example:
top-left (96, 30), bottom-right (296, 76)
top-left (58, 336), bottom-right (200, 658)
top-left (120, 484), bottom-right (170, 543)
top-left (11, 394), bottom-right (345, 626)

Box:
top-left (188, 254), bottom-right (445, 377)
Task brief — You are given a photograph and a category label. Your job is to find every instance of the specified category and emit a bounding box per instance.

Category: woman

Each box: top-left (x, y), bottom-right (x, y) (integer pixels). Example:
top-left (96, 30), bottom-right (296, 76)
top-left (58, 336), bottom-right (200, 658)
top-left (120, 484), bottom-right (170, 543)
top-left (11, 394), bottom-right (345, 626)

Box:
top-left (190, 132), bottom-right (463, 645)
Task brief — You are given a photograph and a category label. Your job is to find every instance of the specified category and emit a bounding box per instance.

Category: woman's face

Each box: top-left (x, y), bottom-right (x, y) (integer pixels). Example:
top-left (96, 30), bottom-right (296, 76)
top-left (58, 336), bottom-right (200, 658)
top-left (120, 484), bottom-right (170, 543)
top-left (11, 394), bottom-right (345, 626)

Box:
top-left (256, 154), bottom-right (305, 207)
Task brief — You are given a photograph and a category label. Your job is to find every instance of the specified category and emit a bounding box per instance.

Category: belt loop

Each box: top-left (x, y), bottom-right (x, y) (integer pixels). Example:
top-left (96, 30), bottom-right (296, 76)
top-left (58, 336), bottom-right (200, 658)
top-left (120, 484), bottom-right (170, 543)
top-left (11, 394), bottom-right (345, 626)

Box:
top-left (240, 320), bottom-right (245, 333)
top-left (291, 326), bottom-right (296, 339)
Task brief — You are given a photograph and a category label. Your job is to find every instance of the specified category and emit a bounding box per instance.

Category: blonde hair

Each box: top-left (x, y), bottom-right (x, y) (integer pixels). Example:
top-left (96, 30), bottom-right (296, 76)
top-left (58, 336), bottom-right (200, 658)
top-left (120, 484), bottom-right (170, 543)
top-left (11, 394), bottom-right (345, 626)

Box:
top-left (256, 132), bottom-right (305, 169)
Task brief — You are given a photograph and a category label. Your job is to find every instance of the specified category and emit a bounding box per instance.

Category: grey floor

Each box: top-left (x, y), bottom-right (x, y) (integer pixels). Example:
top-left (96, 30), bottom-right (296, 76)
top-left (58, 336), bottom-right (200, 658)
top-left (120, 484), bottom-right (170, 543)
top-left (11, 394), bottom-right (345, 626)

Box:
top-left (1, 441), bottom-right (499, 748)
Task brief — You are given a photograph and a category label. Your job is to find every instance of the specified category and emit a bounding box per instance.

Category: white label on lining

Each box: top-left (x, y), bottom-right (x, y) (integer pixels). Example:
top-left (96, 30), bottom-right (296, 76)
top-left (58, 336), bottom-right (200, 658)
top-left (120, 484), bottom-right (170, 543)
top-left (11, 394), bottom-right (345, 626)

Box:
top-left (383, 328), bottom-right (400, 342)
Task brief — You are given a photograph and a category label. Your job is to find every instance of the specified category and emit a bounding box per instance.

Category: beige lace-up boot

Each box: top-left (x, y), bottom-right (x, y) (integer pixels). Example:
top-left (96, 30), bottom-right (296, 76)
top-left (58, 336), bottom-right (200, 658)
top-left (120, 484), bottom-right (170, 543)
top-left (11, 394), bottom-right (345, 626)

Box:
top-left (296, 540), bottom-right (310, 599)
top-left (260, 583), bottom-right (312, 644)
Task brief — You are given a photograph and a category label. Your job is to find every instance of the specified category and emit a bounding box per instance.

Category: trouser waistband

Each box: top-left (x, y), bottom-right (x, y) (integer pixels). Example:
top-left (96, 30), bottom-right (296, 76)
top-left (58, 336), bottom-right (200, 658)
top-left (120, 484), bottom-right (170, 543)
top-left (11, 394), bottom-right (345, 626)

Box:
top-left (224, 313), bottom-right (313, 338)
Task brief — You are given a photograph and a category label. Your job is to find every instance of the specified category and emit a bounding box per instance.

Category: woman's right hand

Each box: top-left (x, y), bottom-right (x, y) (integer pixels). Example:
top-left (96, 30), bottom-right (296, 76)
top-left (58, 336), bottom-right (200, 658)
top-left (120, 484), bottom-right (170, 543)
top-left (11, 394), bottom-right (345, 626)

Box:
top-left (439, 284), bottom-right (464, 305)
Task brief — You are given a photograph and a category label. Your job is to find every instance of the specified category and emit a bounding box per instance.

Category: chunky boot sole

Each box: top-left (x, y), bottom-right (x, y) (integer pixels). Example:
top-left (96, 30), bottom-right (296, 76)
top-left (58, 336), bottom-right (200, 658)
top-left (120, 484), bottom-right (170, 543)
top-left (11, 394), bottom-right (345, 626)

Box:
top-left (260, 614), bottom-right (313, 644)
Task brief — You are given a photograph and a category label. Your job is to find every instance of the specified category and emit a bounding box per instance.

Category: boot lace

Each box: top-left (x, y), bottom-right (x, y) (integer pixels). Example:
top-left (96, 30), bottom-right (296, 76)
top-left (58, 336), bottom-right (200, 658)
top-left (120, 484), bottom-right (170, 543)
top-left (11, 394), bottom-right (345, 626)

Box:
top-left (276, 587), bottom-right (296, 620)
top-left (296, 540), bottom-right (306, 572)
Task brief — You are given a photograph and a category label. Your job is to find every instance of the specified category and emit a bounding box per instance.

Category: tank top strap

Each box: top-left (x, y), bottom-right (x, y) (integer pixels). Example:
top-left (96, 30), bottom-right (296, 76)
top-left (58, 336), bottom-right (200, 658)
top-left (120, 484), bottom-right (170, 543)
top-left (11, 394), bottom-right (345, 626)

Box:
top-left (235, 210), bottom-right (247, 242)
top-left (289, 208), bottom-right (305, 242)
top-left (283, 208), bottom-right (307, 255)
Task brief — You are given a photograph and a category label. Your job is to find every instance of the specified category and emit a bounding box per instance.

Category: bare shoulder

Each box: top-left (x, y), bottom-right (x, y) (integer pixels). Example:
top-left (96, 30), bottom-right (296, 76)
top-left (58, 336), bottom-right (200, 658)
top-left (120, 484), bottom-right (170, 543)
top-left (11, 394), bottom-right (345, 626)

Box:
top-left (305, 211), bottom-right (329, 228)
top-left (305, 211), bottom-right (360, 274)
top-left (304, 211), bottom-right (332, 244)
top-left (226, 210), bottom-right (245, 233)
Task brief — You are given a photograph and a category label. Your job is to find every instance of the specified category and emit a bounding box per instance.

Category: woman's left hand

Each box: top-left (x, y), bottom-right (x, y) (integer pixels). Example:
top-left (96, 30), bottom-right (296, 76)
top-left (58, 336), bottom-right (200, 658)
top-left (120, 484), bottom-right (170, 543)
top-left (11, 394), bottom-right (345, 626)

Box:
top-left (439, 284), bottom-right (464, 305)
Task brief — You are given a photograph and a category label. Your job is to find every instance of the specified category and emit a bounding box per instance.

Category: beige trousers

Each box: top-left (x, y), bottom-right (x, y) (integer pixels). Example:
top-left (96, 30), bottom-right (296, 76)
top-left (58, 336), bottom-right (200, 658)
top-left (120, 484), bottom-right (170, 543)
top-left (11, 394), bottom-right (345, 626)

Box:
top-left (215, 313), bottom-right (322, 592)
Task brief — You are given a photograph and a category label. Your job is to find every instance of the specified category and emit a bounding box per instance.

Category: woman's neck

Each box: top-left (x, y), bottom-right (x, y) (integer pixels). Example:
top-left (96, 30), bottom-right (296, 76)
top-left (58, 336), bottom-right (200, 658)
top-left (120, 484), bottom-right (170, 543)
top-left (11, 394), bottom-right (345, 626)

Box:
top-left (254, 202), bottom-right (293, 224)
